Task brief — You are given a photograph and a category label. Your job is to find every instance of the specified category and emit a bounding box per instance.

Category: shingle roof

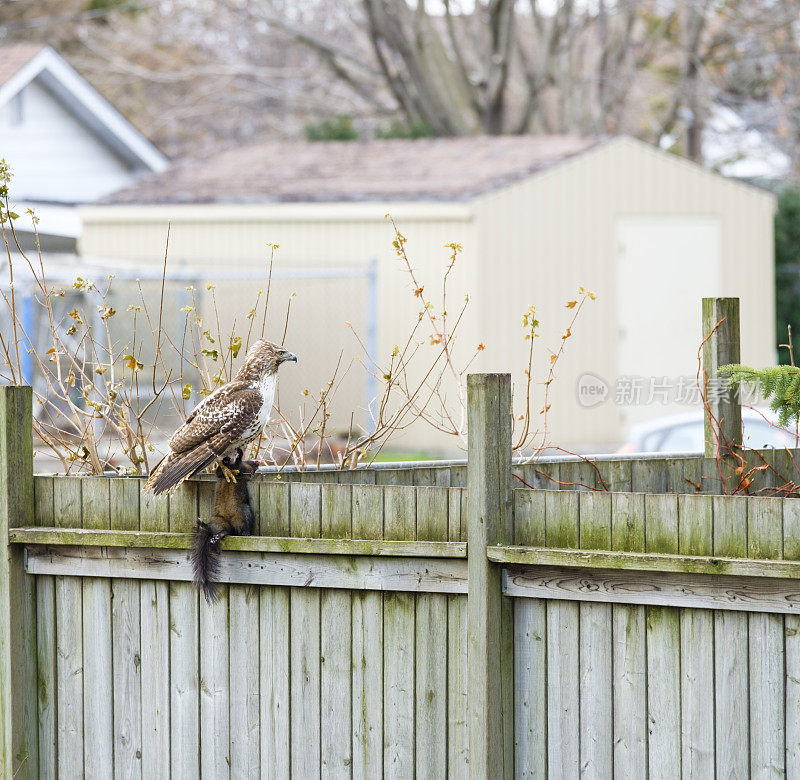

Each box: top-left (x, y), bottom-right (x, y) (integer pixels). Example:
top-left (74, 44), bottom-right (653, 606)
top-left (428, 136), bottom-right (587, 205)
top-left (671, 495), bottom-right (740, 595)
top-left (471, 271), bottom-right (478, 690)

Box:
top-left (0, 43), bottom-right (44, 91)
top-left (100, 135), bottom-right (605, 205)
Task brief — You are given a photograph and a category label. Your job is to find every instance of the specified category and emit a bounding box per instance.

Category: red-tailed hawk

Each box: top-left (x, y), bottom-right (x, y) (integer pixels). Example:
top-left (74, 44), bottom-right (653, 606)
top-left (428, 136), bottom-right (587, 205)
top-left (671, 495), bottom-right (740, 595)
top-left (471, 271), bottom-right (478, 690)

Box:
top-left (144, 339), bottom-right (297, 495)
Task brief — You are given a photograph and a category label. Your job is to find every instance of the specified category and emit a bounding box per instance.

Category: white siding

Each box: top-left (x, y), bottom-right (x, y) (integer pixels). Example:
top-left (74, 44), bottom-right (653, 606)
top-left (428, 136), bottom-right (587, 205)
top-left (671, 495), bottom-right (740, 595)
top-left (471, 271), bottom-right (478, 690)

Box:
top-left (472, 137), bottom-right (775, 449)
top-left (0, 80), bottom-right (136, 203)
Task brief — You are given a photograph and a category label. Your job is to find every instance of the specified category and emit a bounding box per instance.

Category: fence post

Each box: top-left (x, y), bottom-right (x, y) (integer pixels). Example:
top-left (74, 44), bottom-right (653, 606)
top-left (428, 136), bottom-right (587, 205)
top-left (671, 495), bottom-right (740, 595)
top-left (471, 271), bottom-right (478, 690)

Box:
top-left (0, 385), bottom-right (38, 777)
top-left (467, 373), bottom-right (514, 777)
top-left (702, 297), bottom-right (742, 457)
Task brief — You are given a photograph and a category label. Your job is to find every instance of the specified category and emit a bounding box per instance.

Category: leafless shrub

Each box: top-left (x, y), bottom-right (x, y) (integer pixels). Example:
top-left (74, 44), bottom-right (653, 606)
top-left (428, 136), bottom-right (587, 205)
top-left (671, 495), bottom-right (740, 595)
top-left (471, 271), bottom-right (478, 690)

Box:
top-left (336, 219), bottom-right (597, 468)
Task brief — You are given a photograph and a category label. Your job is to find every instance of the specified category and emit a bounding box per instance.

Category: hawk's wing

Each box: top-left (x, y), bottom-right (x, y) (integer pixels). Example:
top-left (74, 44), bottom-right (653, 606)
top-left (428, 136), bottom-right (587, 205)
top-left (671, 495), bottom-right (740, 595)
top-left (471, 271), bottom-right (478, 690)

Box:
top-left (169, 381), bottom-right (261, 454)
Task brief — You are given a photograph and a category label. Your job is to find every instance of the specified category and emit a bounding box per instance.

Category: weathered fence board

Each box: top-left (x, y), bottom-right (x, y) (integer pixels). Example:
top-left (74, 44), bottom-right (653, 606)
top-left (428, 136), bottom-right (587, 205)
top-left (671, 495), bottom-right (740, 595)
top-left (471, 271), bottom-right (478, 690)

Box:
top-left (787, 615), bottom-right (800, 775)
top-left (680, 608), bottom-right (714, 777)
top-left (321, 483), bottom-right (353, 777)
top-left (289, 482), bottom-right (322, 778)
top-left (229, 585), bottom-right (260, 777)
top-left (447, 594), bottom-right (469, 778)
top-left (81, 478), bottom-right (114, 779)
top-left (543, 481), bottom-right (580, 777)
top-left (33, 475), bottom-right (57, 779)
top-left (512, 598), bottom-right (546, 780)
top-left (383, 485), bottom-right (416, 778)
top-left (748, 497), bottom-right (785, 776)
top-left (290, 585), bottom-right (322, 777)
top-left (352, 590), bottom-right (383, 778)
top-left (415, 486), bottom-right (449, 778)
top-left (9, 526), bottom-right (467, 557)
top-left (447, 485), bottom-right (470, 777)
top-left (260, 585), bottom-right (291, 779)
top-left (678, 493), bottom-right (714, 778)
top-left (54, 477), bottom-right (83, 778)
top-left (577, 492), bottom-right (613, 778)
top-left (168, 482), bottom-right (200, 780)
top-left (490, 544), bottom-right (800, 579)
top-left (26, 546), bottom-right (469, 593)
top-left (200, 591), bottom-right (230, 778)
top-left (351, 483), bottom-right (384, 779)
top-left (138, 486), bottom-right (171, 778)
top-left (512, 489), bottom-right (546, 779)
top-left (546, 599), bottom-right (580, 776)
top-left (612, 601), bottom-right (647, 777)
top-left (109, 477), bottom-right (142, 780)
top-left (644, 494), bottom-right (681, 777)
top-left (35, 570), bottom-right (57, 779)
top-left (321, 587), bottom-right (352, 776)
top-left (504, 566), bottom-right (800, 614)
top-left (611, 492), bottom-right (647, 778)
top-left (383, 592), bottom-right (415, 777)
top-left (784, 496), bottom-right (800, 777)
top-left (713, 495), bottom-right (750, 778)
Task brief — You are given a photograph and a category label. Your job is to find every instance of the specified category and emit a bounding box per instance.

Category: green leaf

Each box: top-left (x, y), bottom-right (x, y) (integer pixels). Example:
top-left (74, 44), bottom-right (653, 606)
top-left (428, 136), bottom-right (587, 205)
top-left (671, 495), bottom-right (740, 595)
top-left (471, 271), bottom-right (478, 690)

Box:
top-left (229, 336), bottom-right (242, 358)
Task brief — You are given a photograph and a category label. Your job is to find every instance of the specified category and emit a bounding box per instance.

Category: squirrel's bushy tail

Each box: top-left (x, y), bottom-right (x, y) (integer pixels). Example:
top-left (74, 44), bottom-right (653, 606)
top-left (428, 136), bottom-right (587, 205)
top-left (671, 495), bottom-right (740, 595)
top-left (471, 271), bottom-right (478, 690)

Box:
top-left (191, 521), bottom-right (226, 604)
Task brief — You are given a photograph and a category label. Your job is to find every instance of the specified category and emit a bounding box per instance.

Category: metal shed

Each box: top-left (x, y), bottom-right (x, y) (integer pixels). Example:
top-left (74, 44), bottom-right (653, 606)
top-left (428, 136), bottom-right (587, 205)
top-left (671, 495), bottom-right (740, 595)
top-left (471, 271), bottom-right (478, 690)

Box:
top-left (78, 135), bottom-right (776, 453)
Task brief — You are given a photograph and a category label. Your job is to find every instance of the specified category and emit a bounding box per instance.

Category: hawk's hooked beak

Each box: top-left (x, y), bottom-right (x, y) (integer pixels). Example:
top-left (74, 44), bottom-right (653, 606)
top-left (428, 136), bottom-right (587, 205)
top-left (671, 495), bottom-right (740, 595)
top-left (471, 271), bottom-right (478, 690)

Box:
top-left (281, 351), bottom-right (298, 363)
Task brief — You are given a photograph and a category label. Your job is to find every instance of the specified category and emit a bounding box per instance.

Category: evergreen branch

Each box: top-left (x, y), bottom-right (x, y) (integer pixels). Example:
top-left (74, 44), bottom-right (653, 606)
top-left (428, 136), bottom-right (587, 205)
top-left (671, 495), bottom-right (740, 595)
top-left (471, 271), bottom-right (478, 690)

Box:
top-left (719, 364), bottom-right (800, 427)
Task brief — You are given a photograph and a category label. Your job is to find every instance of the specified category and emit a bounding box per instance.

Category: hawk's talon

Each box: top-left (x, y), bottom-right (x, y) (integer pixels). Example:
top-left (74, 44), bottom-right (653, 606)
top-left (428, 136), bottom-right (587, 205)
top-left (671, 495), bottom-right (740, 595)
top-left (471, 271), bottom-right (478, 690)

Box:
top-left (219, 461), bottom-right (239, 484)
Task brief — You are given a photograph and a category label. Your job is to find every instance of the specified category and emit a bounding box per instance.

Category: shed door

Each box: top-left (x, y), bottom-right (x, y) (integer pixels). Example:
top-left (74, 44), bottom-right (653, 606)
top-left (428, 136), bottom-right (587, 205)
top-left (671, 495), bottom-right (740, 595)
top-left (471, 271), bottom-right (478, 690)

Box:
top-left (616, 217), bottom-right (722, 428)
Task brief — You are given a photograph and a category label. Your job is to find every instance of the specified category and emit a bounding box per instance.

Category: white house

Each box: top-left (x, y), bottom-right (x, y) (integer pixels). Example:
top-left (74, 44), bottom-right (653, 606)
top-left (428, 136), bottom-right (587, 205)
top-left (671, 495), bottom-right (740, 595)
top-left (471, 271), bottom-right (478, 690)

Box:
top-left (80, 136), bottom-right (776, 453)
top-left (0, 44), bottom-right (166, 250)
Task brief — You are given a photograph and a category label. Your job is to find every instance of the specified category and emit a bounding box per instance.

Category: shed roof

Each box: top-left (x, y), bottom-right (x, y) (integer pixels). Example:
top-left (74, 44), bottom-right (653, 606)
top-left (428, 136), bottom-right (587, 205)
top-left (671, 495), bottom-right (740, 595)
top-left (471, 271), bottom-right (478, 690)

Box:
top-left (100, 135), bottom-right (604, 205)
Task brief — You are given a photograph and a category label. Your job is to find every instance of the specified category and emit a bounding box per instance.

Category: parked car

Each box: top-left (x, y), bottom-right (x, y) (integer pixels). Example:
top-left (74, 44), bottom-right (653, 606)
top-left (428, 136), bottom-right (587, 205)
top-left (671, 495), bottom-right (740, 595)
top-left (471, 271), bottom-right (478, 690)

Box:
top-left (619, 408), bottom-right (798, 454)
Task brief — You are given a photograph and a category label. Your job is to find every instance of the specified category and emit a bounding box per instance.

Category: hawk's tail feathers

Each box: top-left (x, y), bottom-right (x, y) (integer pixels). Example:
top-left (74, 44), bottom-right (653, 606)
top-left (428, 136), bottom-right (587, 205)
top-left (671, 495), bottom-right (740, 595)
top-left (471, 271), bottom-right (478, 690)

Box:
top-left (143, 444), bottom-right (219, 495)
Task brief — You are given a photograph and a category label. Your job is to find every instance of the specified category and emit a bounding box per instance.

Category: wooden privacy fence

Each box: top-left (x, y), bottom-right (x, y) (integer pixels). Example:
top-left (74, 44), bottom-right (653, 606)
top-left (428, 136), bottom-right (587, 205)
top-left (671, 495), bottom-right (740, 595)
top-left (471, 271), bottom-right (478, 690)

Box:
top-left (3, 373), bottom-right (800, 778)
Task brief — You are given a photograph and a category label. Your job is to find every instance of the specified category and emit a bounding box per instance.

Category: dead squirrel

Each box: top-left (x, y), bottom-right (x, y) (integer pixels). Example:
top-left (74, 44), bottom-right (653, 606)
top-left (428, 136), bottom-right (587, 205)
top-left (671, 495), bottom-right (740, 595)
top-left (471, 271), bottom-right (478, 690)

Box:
top-left (191, 449), bottom-right (258, 603)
